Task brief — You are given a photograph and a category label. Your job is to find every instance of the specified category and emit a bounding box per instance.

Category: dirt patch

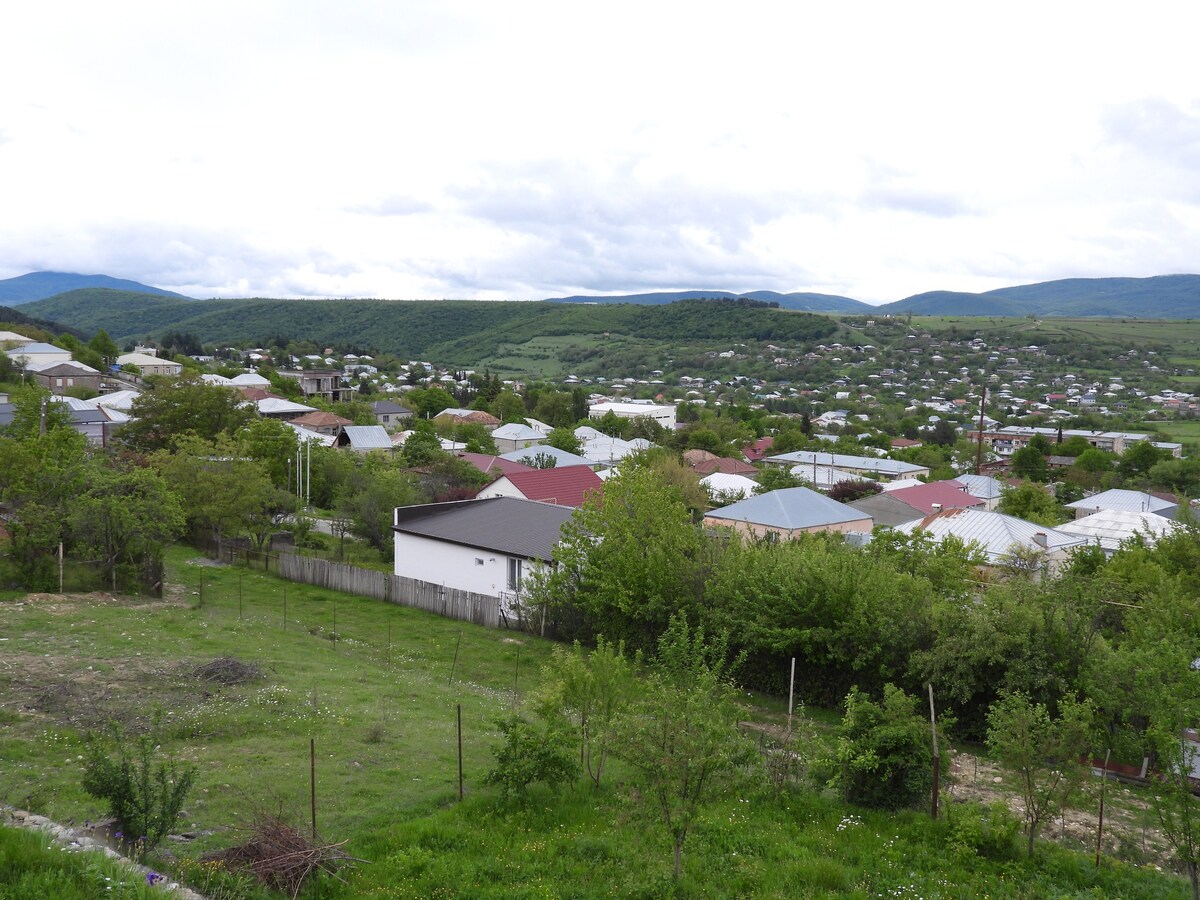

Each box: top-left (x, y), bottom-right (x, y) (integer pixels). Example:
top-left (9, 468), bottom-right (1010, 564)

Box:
top-left (4, 591), bottom-right (186, 615)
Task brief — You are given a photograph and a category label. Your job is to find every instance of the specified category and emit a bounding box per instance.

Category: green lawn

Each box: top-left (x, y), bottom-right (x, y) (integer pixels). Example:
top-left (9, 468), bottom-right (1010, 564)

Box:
top-left (0, 547), bottom-right (1189, 898)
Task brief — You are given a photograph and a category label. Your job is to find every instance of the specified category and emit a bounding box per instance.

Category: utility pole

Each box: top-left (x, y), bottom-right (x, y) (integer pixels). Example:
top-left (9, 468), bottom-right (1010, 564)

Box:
top-left (974, 386), bottom-right (987, 476)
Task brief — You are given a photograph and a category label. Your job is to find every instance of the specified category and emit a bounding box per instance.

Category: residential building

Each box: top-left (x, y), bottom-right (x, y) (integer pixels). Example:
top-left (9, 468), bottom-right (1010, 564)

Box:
top-left (703, 487), bottom-right (873, 540)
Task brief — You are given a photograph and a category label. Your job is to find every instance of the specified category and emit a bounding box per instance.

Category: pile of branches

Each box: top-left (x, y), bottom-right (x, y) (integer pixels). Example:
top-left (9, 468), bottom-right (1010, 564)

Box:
top-left (191, 657), bottom-right (263, 685)
top-left (204, 815), bottom-right (358, 898)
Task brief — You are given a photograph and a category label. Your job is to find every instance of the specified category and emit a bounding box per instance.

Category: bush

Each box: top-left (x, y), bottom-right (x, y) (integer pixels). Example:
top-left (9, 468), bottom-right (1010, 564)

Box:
top-left (483, 713), bottom-right (577, 802)
top-left (832, 684), bottom-right (939, 810)
top-left (81, 712), bottom-right (197, 852)
top-left (946, 800), bottom-right (1021, 861)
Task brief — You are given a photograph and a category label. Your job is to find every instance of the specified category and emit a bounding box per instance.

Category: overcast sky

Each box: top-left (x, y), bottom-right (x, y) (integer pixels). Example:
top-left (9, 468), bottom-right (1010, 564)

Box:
top-left (3, 2), bottom-right (1199, 304)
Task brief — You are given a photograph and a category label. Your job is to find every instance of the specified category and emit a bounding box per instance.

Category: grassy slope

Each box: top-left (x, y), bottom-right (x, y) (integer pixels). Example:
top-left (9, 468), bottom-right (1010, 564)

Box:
top-left (0, 547), bottom-right (1187, 897)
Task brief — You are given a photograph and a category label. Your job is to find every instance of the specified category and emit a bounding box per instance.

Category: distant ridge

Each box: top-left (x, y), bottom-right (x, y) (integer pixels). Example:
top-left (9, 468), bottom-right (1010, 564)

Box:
top-left (545, 290), bottom-right (870, 313)
top-left (546, 276), bottom-right (1200, 318)
top-left (0, 271), bottom-right (193, 305)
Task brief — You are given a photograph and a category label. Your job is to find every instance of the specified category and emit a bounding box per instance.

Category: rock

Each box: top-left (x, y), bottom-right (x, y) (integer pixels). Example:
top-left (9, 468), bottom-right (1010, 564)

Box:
top-left (993, 776), bottom-right (1003, 783)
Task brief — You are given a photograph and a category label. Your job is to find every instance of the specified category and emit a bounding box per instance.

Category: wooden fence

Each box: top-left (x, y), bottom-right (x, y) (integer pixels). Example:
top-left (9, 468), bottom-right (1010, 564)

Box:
top-left (276, 552), bottom-right (501, 628)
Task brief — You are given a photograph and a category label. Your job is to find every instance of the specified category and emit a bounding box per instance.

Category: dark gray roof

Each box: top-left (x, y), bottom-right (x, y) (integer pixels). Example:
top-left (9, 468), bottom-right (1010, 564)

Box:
top-left (393, 496), bottom-right (574, 561)
top-left (370, 399), bottom-right (413, 416)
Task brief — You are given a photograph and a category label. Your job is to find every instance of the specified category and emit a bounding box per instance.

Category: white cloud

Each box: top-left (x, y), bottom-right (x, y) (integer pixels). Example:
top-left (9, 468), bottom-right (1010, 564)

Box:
top-left (3, 2), bottom-right (1200, 303)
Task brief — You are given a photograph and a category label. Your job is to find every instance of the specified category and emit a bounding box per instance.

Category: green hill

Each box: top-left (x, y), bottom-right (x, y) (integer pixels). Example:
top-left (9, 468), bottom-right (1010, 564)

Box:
top-left (21, 293), bottom-right (838, 369)
top-left (547, 289), bottom-right (871, 313)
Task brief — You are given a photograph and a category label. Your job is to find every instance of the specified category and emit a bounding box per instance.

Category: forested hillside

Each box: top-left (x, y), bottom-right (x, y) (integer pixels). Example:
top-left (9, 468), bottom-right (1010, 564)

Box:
top-left (23, 293), bottom-right (838, 363)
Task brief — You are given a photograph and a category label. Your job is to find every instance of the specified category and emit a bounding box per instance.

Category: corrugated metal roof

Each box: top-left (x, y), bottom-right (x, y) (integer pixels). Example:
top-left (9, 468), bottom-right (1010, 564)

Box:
top-left (706, 487), bottom-right (870, 530)
top-left (393, 497), bottom-right (574, 561)
top-left (501, 445), bottom-right (594, 468)
top-left (490, 465), bottom-right (603, 508)
top-left (1066, 489), bottom-right (1176, 516)
top-left (339, 425), bottom-right (393, 450)
top-left (767, 450), bottom-right (927, 478)
top-left (1058, 509), bottom-right (1182, 551)
top-left (896, 508), bottom-right (1085, 560)
top-left (885, 480), bottom-right (983, 515)
top-left (955, 474), bottom-right (1004, 501)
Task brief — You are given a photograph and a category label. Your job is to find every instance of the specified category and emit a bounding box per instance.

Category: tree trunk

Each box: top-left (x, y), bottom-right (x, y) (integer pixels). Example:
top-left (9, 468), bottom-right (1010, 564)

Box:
top-left (674, 836), bottom-right (683, 879)
top-left (1190, 860), bottom-right (1198, 900)
top-left (1027, 826), bottom-right (1036, 858)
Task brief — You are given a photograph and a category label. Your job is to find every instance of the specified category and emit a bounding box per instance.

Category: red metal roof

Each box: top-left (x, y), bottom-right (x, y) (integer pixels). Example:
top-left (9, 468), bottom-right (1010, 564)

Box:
top-left (497, 465), bottom-right (603, 508)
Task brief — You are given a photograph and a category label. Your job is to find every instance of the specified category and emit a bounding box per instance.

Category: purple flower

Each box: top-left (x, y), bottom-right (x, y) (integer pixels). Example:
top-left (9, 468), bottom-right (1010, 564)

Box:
top-left (146, 871), bottom-right (164, 886)
top-left (114, 830), bottom-right (123, 839)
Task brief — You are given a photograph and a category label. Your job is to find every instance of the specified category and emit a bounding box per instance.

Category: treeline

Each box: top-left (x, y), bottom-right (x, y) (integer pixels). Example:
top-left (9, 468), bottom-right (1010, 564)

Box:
top-left (526, 461), bottom-right (1200, 753)
top-left (21, 292), bottom-right (836, 367)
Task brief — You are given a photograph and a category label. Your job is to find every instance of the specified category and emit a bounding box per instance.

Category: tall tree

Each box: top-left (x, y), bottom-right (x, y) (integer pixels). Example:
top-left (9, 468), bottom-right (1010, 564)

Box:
top-left (986, 691), bottom-right (1094, 856)
top-left (69, 464), bottom-right (185, 590)
top-left (612, 617), bottom-right (751, 879)
top-left (120, 378), bottom-right (254, 452)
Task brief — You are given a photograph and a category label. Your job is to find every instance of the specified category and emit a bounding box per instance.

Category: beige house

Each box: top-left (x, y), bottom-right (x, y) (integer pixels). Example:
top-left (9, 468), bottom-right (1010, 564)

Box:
top-left (703, 487), bottom-right (872, 540)
top-left (116, 352), bottom-right (182, 377)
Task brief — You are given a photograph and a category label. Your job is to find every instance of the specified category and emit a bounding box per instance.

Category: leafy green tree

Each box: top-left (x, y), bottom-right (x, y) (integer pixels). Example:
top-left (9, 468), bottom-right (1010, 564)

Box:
top-left (490, 390), bottom-right (527, 424)
top-left (997, 482), bottom-right (1064, 526)
top-left (1148, 457), bottom-right (1200, 497)
top-left (753, 466), bottom-right (810, 494)
top-left (538, 638), bottom-right (637, 787)
top-left (1074, 448), bottom-right (1114, 473)
top-left (1117, 440), bottom-right (1164, 480)
top-left (399, 424), bottom-right (443, 467)
top-left (985, 692), bottom-right (1094, 857)
top-left (612, 617), bottom-right (752, 879)
top-left (1010, 446), bottom-right (1050, 482)
top-left (69, 464), bottom-right (185, 591)
top-left (237, 416), bottom-right (300, 489)
top-left (832, 684), bottom-right (940, 810)
top-left (544, 427), bottom-right (582, 455)
top-left (336, 464), bottom-right (422, 553)
top-left (120, 378), bottom-right (254, 452)
top-left (406, 386), bottom-right (456, 419)
top-left (87, 328), bottom-right (120, 362)
top-left (1027, 433), bottom-right (1053, 455)
top-left (529, 464), bottom-right (706, 648)
top-left (484, 712), bottom-right (577, 803)
top-left (153, 435), bottom-right (277, 550)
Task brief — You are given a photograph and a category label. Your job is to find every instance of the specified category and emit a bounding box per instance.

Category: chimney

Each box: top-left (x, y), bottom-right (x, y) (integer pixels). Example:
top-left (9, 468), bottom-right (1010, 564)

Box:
top-left (1033, 532), bottom-right (1048, 549)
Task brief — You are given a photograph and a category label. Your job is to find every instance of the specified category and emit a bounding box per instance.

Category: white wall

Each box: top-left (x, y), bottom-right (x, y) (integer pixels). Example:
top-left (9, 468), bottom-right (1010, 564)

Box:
top-left (474, 478), bottom-right (524, 501)
top-left (394, 531), bottom-right (512, 597)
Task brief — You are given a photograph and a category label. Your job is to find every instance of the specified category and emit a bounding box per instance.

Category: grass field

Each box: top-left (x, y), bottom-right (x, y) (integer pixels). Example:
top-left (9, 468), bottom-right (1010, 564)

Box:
top-left (0, 548), bottom-right (1190, 897)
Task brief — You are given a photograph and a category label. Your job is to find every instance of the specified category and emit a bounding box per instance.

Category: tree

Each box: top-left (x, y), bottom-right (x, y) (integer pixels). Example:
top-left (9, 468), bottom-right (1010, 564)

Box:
top-left (69, 464), bottom-right (185, 591)
top-left (612, 617), bottom-right (752, 879)
top-left (832, 684), bottom-right (940, 810)
top-left (335, 465), bottom-right (422, 553)
top-left (753, 466), bottom-right (809, 494)
top-left (120, 378), bottom-right (254, 452)
top-left (1118, 440), bottom-right (1164, 480)
top-left (985, 692), bottom-right (1094, 856)
top-left (997, 483), bottom-right (1064, 526)
top-left (87, 328), bottom-right (120, 362)
top-left (538, 638), bottom-right (637, 787)
top-left (153, 435), bottom-right (278, 551)
top-left (490, 390), bottom-right (527, 424)
top-left (544, 427), bottom-right (582, 455)
top-left (1010, 446), bottom-right (1050, 482)
top-left (528, 464), bottom-right (706, 648)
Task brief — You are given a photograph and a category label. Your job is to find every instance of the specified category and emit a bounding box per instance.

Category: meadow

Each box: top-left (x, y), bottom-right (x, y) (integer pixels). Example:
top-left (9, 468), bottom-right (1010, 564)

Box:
top-left (0, 548), bottom-right (1190, 897)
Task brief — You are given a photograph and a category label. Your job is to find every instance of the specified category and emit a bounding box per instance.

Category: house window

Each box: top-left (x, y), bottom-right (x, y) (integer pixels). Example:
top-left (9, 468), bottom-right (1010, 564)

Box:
top-left (67, 378), bottom-right (74, 386)
top-left (55, 378), bottom-right (63, 387)
top-left (507, 558), bottom-right (523, 591)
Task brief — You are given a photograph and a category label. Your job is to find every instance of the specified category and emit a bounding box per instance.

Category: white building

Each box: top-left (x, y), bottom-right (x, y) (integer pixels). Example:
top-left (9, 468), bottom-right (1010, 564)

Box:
top-left (588, 400), bottom-right (677, 431)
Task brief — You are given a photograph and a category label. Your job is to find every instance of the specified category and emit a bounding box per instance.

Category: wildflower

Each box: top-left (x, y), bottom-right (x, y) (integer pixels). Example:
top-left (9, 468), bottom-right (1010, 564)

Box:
top-left (146, 871), bottom-right (165, 886)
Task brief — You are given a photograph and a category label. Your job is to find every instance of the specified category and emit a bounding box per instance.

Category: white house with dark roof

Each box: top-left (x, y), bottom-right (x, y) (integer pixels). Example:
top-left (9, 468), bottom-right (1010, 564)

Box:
top-left (393, 497), bottom-right (574, 610)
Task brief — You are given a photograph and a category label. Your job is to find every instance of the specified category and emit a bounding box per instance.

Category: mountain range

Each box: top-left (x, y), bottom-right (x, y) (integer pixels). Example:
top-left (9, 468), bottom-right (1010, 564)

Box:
top-left (4, 271), bottom-right (1200, 318)
top-left (548, 275), bottom-right (1200, 317)
top-left (0, 271), bottom-right (192, 304)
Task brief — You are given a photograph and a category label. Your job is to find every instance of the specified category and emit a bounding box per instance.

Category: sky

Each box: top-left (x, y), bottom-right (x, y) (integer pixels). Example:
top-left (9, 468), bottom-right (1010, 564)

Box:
top-left (3, 2), bottom-right (1200, 304)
